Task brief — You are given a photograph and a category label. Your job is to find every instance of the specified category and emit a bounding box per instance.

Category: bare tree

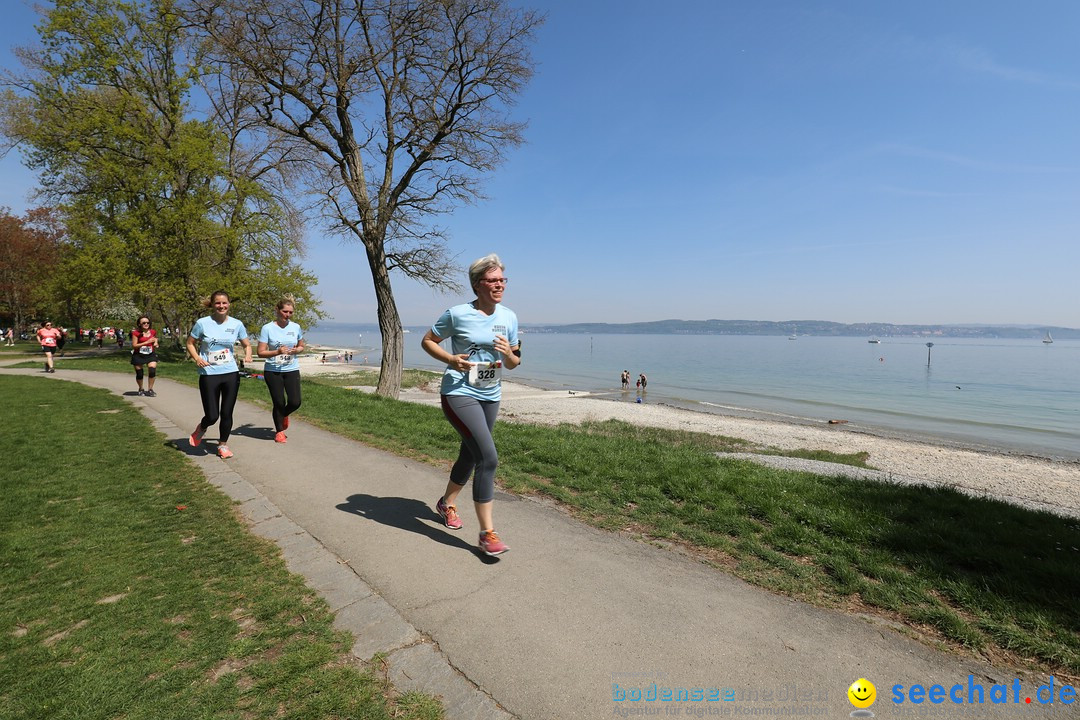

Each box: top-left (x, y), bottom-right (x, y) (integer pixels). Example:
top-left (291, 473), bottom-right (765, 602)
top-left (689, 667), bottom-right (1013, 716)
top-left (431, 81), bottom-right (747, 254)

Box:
top-left (186, 0), bottom-right (541, 397)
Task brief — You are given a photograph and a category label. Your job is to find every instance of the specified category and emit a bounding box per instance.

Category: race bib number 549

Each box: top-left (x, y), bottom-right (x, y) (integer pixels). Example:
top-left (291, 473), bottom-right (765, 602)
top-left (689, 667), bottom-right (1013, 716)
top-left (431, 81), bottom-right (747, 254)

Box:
top-left (209, 348), bottom-right (232, 365)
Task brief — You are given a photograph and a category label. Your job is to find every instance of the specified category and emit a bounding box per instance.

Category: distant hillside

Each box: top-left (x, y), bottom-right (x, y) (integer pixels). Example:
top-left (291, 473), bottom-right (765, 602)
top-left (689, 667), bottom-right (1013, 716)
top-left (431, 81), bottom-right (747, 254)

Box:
top-left (523, 319), bottom-right (1080, 340)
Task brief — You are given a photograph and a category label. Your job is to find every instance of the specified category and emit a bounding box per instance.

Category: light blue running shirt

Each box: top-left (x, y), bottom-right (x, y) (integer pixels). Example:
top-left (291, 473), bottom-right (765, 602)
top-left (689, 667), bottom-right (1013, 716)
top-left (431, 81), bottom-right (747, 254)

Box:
top-left (258, 320), bottom-right (303, 373)
top-left (432, 303), bottom-right (519, 402)
top-left (189, 316), bottom-right (249, 376)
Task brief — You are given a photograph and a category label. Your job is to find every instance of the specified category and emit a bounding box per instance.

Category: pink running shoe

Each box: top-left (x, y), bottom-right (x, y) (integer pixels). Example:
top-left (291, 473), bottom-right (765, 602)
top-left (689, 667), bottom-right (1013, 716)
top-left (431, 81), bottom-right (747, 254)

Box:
top-left (436, 497), bottom-right (463, 530)
top-left (217, 445), bottom-right (234, 459)
top-left (189, 425), bottom-right (205, 448)
top-left (274, 431), bottom-right (287, 444)
top-left (478, 529), bottom-right (509, 556)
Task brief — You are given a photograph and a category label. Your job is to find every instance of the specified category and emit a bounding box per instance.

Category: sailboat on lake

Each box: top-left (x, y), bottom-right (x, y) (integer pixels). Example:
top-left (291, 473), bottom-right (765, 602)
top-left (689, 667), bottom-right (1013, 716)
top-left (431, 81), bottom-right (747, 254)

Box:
top-left (1043, 331), bottom-right (1053, 344)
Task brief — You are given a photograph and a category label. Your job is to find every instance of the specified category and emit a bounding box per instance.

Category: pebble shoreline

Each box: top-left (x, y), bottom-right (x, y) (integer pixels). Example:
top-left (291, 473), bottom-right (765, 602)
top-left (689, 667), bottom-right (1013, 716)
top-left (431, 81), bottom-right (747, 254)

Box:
top-left (492, 383), bottom-right (1080, 519)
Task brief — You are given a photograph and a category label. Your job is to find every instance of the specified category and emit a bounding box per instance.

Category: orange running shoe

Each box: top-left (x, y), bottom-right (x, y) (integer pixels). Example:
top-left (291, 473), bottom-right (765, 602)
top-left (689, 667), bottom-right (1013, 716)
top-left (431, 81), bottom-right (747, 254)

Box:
top-left (436, 497), bottom-right (463, 530)
top-left (478, 529), bottom-right (509, 556)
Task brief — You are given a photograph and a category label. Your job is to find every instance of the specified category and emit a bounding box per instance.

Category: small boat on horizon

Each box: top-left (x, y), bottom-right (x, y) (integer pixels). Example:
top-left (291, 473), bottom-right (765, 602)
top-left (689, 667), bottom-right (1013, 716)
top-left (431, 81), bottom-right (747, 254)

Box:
top-left (1043, 331), bottom-right (1053, 344)
top-left (868, 337), bottom-right (880, 344)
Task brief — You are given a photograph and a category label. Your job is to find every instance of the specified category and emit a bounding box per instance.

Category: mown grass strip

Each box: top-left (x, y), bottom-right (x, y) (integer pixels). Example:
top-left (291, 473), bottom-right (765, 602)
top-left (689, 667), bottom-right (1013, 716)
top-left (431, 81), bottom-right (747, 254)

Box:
top-left (0, 375), bottom-right (442, 720)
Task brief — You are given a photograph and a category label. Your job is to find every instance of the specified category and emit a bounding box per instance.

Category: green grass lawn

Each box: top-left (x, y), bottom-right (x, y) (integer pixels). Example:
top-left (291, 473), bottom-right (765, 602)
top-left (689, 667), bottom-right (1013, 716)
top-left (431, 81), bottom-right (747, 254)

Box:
top-left (12, 354), bottom-right (1080, 676)
top-left (0, 374), bottom-right (442, 720)
top-left (297, 385), bottom-right (1080, 672)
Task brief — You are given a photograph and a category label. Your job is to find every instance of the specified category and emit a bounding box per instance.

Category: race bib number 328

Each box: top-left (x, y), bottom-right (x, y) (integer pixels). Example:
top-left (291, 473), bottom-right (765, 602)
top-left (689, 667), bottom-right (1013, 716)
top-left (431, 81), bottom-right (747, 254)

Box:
top-left (468, 361), bottom-right (502, 388)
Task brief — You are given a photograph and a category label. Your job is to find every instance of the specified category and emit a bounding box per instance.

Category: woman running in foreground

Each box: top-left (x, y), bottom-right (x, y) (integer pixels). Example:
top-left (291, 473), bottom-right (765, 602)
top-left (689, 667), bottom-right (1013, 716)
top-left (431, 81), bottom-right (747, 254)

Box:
top-left (421, 254), bottom-right (520, 557)
top-left (186, 290), bottom-right (252, 459)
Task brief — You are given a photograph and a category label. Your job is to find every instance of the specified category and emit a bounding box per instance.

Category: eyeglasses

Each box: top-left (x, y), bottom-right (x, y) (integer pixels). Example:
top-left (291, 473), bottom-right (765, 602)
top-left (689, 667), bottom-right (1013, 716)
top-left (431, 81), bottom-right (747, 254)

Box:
top-left (140, 322), bottom-right (150, 326)
top-left (480, 277), bottom-right (508, 286)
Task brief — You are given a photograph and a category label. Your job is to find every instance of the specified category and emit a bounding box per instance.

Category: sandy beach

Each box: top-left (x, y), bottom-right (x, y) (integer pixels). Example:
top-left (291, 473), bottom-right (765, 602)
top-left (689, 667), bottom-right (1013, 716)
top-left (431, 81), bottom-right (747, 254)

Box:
top-left (287, 354), bottom-right (1080, 519)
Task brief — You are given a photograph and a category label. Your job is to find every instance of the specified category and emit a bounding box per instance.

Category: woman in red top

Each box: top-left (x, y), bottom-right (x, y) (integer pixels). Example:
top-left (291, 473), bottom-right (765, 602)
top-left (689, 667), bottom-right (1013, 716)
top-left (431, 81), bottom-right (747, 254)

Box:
top-left (130, 315), bottom-right (160, 396)
top-left (36, 321), bottom-right (62, 373)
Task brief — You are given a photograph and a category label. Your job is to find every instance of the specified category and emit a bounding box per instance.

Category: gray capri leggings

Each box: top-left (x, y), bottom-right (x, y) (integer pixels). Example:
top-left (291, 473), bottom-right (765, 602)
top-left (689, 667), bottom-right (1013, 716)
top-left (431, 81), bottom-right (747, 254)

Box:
top-left (441, 394), bottom-right (500, 503)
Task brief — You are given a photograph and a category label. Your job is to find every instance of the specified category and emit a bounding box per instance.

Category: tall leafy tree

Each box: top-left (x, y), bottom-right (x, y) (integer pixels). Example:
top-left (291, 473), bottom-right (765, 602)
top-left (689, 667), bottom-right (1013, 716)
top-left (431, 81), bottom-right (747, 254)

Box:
top-left (0, 0), bottom-right (321, 337)
top-left (187, 0), bottom-right (541, 397)
top-left (0, 208), bottom-right (60, 331)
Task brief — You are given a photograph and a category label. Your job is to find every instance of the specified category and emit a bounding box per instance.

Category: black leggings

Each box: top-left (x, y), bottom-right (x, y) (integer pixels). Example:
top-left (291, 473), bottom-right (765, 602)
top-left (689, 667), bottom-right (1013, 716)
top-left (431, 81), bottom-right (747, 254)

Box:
top-left (263, 370), bottom-right (301, 432)
top-left (441, 394), bottom-right (500, 503)
top-left (198, 372), bottom-right (240, 442)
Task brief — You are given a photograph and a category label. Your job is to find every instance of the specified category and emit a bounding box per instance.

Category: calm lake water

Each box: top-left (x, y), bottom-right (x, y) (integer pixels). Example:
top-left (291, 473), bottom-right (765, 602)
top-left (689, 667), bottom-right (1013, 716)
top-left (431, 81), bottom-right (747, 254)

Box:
top-left (307, 323), bottom-right (1080, 460)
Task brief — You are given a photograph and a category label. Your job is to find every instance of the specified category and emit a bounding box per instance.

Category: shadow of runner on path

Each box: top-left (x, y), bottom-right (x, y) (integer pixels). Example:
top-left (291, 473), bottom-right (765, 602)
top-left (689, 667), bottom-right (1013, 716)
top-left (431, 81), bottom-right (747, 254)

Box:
top-left (170, 436), bottom-right (213, 456)
top-left (337, 494), bottom-right (496, 559)
top-left (230, 422), bottom-right (277, 441)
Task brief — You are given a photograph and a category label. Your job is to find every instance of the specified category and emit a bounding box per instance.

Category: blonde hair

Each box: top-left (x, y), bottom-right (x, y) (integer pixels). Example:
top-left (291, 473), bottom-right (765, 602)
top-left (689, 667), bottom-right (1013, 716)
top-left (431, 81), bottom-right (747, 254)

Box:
top-left (276, 294), bottom-right (296, 311)
top-left (468, 254), bottom-right (505, 292)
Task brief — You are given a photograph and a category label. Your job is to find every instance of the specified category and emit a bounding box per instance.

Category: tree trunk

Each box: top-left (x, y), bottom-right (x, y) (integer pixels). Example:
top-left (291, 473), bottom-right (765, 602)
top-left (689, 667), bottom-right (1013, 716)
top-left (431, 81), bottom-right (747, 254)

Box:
top-left (159, 307), bottom-right (182, 348)
top-left (365, 239), bottom-right (402, 399)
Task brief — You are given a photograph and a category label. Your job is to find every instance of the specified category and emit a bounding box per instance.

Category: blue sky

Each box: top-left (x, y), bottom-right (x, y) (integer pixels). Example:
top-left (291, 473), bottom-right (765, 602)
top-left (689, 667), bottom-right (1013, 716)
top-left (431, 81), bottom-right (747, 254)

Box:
top-left (2, 1), bottom-right (1079, 327)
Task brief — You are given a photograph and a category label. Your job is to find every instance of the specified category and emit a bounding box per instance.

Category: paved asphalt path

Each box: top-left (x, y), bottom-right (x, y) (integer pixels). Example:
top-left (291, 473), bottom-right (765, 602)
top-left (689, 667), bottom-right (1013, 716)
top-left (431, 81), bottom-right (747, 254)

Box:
top-left (2, 365), bottom-right (1069, 720)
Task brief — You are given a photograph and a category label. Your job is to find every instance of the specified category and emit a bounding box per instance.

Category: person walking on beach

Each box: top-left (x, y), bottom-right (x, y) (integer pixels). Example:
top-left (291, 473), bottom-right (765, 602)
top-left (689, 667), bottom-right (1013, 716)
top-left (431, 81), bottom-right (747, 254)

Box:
top-left (36, 321), bottom-right (61, 373)
top-left (186, 290), bottom-right (252, 459)
top-left (422, 253), bottom-right (520, 557)
top-left (257, 297), bottom-right (305, 444)
top-left (130, 315), bottom-right (160, 396)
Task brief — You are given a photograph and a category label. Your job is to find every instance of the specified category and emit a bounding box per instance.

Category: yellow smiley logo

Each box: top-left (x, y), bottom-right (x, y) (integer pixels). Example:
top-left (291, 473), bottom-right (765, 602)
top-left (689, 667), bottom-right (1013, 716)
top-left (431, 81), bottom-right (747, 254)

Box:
top-left (847, 678), bottom-right (876, 709)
